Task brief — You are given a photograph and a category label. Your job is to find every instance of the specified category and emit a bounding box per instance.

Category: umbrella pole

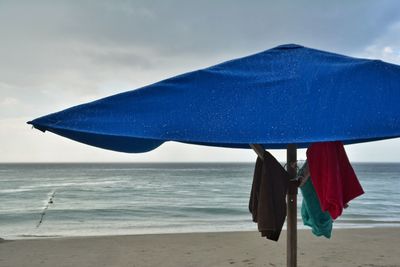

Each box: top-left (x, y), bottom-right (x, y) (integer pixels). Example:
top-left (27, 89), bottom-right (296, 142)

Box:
top-left (286, 144), bottom-right (297, 267)
top-left (250, 144), bottom-right (298, 266)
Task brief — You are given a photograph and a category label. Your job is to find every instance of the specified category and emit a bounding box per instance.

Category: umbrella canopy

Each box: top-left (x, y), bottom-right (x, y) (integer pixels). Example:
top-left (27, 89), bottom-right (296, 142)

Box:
top-left (28, 44), bottom-right (400, 152)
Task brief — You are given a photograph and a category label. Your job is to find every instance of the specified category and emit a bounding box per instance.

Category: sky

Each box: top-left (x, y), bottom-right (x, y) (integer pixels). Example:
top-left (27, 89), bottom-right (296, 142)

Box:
top-left (1, 0), bottom-right (400, 162)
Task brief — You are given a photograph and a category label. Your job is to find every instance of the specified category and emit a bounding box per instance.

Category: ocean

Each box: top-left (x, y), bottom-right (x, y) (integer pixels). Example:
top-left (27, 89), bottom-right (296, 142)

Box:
top-left (0, 163), bottom-right (399, 239)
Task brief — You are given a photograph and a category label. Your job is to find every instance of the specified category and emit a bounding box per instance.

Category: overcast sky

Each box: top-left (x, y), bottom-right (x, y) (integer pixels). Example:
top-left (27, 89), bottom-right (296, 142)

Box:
top-left (1, 0), bottom-right (400, 162)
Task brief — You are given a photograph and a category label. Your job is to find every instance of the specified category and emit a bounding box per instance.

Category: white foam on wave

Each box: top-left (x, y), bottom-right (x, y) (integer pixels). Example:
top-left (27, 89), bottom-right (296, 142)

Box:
top-left (0, 188), bottom-right (33, 193)
top-left (20, 180), bottom-right (122, 190)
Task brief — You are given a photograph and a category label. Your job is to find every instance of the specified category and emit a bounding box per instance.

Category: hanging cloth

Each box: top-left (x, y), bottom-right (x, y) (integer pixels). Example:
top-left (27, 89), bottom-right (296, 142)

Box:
top-left (249, 151), bottom-right (290, 241)
top-left (299, 161), bottom-right (333, 238)
top-left (306, 141), bottom-right (364, 219)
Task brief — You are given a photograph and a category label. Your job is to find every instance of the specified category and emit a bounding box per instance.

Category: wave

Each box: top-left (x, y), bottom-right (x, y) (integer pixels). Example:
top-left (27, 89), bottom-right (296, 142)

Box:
top-left (18, 234), bottom-right (62, 238)
top-left (1, 162), bottom-right (400, 238)
top-left (19, 180), bottom-right (123, 189)
top-left (0, 181), bottom-right (123, 193)
top-left (0, 188), bottom-right (33, 193)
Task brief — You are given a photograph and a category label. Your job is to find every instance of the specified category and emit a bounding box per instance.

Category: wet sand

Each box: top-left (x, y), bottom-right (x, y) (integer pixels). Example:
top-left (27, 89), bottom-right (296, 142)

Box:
top-left (0, 228), bottom-right (399, 267)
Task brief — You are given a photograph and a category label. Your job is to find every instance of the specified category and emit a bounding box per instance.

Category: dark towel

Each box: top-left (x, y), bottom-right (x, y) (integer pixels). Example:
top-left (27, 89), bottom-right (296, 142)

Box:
top-left (249, 151), bottom-right (290, 241)
top-left (307, 141), bottom-right (364, 219)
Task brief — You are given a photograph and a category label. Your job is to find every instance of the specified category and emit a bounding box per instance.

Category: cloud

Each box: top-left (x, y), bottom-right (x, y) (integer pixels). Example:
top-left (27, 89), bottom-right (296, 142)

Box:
top-left (1, 0), bottom-right (400, 162)
top-left (358, 20), bottom-right (400, 64)
top-left (0, 97), bottom-right (19, 107)
top-left (2, 1), bottom-right (400, 90)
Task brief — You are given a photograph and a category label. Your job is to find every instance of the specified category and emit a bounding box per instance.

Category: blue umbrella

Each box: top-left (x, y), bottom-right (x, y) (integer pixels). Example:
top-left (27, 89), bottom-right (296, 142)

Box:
top-left (28, 44), bottom-right (400, 267)
top-left (28, 44), bottom-right (400, 153)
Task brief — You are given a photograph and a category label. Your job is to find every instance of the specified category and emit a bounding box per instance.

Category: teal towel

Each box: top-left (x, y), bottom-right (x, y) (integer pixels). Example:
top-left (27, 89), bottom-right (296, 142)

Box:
top-left (300, 178), bottom-right (333, 238)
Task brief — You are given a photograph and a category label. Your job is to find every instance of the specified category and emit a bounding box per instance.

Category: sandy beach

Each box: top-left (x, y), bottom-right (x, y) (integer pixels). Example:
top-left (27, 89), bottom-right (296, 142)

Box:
top-left (0, 228), bottom-right (399, 267)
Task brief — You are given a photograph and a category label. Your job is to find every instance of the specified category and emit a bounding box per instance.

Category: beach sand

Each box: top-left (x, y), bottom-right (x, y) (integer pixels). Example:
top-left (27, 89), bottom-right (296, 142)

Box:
top-left (0, 228), bottom-right (399, 267)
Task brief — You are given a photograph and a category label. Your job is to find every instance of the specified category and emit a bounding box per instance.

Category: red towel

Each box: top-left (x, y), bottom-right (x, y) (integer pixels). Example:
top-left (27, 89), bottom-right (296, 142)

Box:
top-left (306, 142), bottom-right (364, 220)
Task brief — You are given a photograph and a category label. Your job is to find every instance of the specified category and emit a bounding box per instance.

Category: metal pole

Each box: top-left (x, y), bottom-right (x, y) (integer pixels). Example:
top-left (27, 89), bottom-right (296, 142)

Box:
top-left (249, 144), bottom-right (265, 160)
top-left (286, 144), bottom-right (297, 267)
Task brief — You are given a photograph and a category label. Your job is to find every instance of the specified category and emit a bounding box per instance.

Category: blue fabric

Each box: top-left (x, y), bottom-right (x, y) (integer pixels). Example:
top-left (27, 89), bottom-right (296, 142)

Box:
top-left (300, 178), bottom-right (333, 238)
top-left (28, 44), bottom-right (400, 153)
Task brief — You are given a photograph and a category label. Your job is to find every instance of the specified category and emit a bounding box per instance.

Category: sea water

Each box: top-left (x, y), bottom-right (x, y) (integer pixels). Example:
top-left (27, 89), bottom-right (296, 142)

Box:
top-left (0, 163), bottom-right (399, 239)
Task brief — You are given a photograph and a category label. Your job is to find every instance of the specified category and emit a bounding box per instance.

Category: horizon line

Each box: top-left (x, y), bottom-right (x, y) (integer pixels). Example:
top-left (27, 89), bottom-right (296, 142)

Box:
top-left (1, 161), bottom-right (399, 164)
